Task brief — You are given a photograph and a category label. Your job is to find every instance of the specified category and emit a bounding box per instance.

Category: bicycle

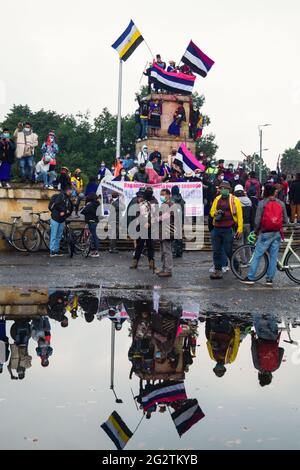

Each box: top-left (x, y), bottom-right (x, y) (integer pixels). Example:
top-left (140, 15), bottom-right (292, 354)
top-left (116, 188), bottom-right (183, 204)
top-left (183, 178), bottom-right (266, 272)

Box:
top-left (0, 216), bottom-right (27, 252)
top-left (231, 224), bottom-right (300, 284)
top-left (61, 221), bottom-right (86, 258)
top-left (22, 211), bottom-right (51, 252)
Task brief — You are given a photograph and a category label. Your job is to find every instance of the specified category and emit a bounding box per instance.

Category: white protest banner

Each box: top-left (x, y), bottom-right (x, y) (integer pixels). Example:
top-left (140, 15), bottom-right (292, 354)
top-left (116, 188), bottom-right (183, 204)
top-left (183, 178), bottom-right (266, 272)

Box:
top-left (99, 181), bottom-right (203, 217)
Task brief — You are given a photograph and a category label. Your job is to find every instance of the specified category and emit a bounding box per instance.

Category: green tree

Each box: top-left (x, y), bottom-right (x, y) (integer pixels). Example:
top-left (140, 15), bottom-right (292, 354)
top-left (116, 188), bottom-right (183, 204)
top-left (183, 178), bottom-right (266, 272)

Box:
top-left (281, 148), bottom-right (300, 175)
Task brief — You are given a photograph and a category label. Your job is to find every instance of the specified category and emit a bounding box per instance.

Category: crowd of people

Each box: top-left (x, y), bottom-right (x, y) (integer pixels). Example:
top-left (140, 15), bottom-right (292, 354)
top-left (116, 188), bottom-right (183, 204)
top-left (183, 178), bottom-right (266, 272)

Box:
top-left (0, 290), bottom-right (294, 392)
top-left (1, 122), bottom-right (300, 284)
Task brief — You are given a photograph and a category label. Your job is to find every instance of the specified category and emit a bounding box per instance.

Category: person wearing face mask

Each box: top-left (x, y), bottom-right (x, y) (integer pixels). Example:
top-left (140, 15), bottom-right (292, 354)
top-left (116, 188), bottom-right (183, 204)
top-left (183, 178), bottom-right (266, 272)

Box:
top-left (156, 189), bottom-right (174, 278)
top-left (210, 181), bottom-right (243, 280)
top-left (14, 122), bottom-right (38, 182)
top-left (98, 161), bottom-right (112, 182)
top-left (205, 160), bottom-right (218, 182)
top-left (134, 163), bottom-right (150, 184)
top-left (0, 128), bottom-right (16, 188)
top-left (113, 168), bottom-right (130, 182)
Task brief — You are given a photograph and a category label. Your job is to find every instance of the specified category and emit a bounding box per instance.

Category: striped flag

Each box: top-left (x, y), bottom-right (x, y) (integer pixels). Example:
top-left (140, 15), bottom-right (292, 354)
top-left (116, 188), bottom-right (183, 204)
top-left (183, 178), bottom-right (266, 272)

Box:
top-left (112, 20), bottom-right (144, 62)
top-left (182, 41), bottom-right (215, 78)
top-left (101, 411), bottom-right (133, 450)
top-left (171, 399), bottom-right (205, 437)
top-left (174, 143), bottom-right (206, 174)
top-left (150, 64), bottom-right (196, 95)
top-left (142, 382), bottom-right (187, 411)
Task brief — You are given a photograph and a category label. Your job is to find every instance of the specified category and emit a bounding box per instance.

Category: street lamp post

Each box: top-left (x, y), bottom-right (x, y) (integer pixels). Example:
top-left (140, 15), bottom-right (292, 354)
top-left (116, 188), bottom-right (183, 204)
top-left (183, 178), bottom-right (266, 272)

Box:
top-left (258, 124), bottom-right (271, 183)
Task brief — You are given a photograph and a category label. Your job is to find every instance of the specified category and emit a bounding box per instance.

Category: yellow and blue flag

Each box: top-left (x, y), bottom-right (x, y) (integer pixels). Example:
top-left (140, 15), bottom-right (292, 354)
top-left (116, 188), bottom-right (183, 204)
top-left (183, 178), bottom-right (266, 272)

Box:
top-left (101, 411), bottom-right (133, 450)
top-left (112, 20), bottom-right (144, 62)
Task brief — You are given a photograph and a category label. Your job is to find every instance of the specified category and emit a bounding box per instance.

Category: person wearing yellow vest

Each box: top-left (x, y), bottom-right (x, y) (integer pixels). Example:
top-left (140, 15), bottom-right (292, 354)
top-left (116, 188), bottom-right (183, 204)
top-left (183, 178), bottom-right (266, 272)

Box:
top-left (210, 181), bottom-right (243, 280)
top-left (71, 169), bottom-right (84, 216)
top-left (205, 316), bottom-right (241, 377)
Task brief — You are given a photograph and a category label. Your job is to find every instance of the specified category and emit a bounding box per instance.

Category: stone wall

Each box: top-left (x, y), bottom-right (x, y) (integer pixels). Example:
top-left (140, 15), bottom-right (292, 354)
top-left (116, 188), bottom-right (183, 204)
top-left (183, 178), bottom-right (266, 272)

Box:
top-left (0, 185), bottom-right (56, 250)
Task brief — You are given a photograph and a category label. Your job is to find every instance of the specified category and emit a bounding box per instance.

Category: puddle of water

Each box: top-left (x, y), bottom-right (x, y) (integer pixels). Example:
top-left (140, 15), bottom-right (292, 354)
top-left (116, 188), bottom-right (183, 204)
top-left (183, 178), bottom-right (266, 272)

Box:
top-left (0, 286), bottom-right (300, 450)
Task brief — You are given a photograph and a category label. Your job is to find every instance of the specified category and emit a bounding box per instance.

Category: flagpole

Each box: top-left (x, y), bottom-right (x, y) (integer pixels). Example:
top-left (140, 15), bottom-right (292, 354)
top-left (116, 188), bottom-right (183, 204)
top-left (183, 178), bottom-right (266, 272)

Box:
top-left (110, 321), bottom-right (123, 404)
top-left (132, 414), bottom-right (145, 436)
top-left (116, 59), bottom-right (123, 160)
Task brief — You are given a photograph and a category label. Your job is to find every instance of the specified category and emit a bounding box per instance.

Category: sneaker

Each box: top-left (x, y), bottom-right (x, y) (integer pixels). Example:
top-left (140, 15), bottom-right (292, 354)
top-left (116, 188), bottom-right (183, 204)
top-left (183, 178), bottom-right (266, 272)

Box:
top-left (157, 271), bottom-right (172, 278)
top-left (210, 270), bottom-right (223, 280)
top-left (48, 185), bottom-right (54, 190)
top-left (50, 252), bottom-right (64, 258)
top-left (266, 279), bottom-right (273, 287)
top-left (209, 266), bottom-right (215, 273)
top-left (90, 252), bottom-right (100, 258)
top-left (0, 182), bottom-right (2, 188)
top-left (109, 249), bottom-right (119, 254)
top-left (240, 277), bottom-right (255, 285)
top-left (136, 138), bottom-right (142, 142)
top-left (222, 266), bottom-right (230, 273)
top-left (5, 182), bottom-right (11, 188)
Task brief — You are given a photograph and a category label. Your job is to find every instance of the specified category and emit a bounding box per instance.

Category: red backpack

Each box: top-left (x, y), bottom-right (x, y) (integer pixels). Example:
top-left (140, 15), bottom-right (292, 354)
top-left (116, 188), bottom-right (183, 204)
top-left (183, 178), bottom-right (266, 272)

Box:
top-left (261, 200), bottom-right (283, 232)
top-left (256, 338), bottom-right (280, 372)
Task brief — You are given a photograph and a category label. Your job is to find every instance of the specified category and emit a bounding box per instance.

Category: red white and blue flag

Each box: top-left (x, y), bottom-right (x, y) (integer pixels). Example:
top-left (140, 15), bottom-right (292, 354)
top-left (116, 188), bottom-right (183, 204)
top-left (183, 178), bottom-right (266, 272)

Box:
top-left (171, 399), bottom-right (205, 437)
top-left (174, 143), bottom-right (206, 174)
top-left (181, 41), bottom-right (215, 78)
top-left (150, 63), bottom-right (196, 95)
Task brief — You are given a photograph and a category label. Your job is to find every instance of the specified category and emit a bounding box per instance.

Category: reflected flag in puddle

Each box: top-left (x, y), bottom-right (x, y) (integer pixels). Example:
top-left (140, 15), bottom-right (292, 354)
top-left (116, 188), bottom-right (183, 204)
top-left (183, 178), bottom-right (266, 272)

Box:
top-left (101, 411), bottom-right (133, 451)
top-left (171, 399), bottom-right (205, 437)
top-left (142, 382), bottom-right (187, 411)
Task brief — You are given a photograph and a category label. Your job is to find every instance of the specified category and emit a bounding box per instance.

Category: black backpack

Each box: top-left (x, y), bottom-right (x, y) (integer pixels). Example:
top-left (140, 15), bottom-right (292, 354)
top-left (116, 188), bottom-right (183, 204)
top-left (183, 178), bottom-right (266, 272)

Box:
top-left (48, 193), bottom-right (60, 212)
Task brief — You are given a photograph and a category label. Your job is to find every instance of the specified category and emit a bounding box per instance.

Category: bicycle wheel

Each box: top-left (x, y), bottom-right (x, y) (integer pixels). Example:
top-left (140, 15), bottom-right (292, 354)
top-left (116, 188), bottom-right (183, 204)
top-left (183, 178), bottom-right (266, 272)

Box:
top-left (11, 227), bottom-right (27, 252)
top-left (42, 226), bottom-right (51, 250)
top-left (66, 228), bottom-right (75, 258)
top-left (231, 244), bottom-right (269, 281)
top-left (284, 247), bottom-right (300, 284)
top-left (22, 226), bottom-right (42, 252)
top-left (72, 228), bottom-right (85, 253)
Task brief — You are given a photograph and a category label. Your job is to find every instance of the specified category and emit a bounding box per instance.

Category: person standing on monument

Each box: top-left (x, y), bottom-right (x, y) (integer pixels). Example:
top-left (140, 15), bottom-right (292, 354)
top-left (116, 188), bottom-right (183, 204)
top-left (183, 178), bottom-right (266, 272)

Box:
top-left (168, 102), bottom-right (186, 137)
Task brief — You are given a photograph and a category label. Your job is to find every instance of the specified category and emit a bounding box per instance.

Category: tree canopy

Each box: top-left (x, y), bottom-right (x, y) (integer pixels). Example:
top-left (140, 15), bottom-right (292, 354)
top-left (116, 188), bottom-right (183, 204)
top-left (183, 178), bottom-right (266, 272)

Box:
top-left (1, 91), bottom-right (218, 177)
top-left (281, 147), bottom-right (300, 175)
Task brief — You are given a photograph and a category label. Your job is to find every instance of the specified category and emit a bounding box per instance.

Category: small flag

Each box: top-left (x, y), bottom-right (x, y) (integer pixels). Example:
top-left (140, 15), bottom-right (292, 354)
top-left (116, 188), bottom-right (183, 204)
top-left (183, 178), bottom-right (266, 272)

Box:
top-left (182, 41), bottom-right (215, 77)
top-left (101, 411), bottom-right (133, 450)
top-left (150, 64), bottom-right (196, 95)
top-left (174, 143), bottom-right (206, 173)
top-left (171, 399), bottom-right (205, 437)
top-left (142, 382), bottom-right (187, 411)
top-left (112, 20), bottom-right (144, 62)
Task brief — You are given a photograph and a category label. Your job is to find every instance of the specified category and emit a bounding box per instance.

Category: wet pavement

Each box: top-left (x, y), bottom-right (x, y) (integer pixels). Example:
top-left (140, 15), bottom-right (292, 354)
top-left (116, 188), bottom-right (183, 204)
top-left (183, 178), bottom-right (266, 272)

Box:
top-left (0, 285), bottom-right (300, 450)
top-left (0, 251), bottom-right (299, 313)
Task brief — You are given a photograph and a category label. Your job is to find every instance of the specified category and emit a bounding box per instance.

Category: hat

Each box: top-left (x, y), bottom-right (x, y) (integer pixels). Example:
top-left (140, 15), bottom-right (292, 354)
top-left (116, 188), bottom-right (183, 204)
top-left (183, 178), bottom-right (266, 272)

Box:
top-left (75, 168), bottom-right (81, 173)
top-left (234, 184), bottom-right (244, 193)
top-left (219, 181), bottom-right (231, 190)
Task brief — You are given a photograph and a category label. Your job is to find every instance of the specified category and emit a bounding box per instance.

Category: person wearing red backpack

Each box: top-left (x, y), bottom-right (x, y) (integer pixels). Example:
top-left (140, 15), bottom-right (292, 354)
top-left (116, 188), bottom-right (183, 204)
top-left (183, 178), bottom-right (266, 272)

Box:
top-left (251, 314), bottom-right (284, 387)
top-left (242, 185), bottom-right (288, 286)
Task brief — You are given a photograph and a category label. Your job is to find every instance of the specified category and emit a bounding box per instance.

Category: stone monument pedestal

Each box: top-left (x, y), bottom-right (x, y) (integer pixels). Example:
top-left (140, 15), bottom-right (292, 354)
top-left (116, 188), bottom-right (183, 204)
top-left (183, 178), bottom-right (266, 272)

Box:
top-left (135, 93), bottom-right (196, 159)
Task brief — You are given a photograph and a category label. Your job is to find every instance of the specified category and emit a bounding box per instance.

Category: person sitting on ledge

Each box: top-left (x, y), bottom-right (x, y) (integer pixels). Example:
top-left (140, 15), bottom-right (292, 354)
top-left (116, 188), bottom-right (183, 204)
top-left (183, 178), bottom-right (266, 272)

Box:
top-left (168, 102), bottom-right (186, 137)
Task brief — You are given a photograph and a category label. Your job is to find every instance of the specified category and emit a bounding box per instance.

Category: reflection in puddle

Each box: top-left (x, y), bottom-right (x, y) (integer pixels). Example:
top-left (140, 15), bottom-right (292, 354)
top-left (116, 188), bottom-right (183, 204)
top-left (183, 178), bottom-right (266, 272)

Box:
top-left (0, 286), bottom-right (300, 450)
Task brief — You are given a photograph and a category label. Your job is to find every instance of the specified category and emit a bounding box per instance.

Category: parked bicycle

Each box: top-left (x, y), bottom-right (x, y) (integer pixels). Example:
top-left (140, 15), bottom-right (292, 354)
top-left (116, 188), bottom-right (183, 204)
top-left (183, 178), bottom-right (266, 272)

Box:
top-left (22, 211), bottom-right (51, 252)
top-left (0, 217), bottom-right (27, 252)
top-left (231, 224), bottom-right (300, 284)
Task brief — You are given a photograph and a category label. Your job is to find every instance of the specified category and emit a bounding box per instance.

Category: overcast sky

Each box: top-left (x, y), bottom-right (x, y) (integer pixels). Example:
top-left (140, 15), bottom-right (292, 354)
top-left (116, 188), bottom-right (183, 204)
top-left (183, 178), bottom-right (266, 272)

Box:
top-left (1, 0), bottom-right (299, 168)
